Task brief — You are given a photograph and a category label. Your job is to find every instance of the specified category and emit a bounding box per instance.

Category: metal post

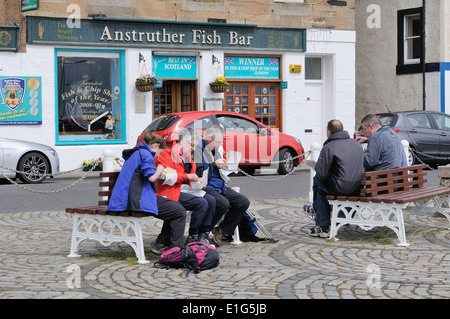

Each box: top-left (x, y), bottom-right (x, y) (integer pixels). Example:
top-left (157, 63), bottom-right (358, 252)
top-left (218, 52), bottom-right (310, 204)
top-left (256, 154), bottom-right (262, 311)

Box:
top-left (102, 148), bottom-right (114, 201)
top-left (422, 0), bottom-right (426, 110)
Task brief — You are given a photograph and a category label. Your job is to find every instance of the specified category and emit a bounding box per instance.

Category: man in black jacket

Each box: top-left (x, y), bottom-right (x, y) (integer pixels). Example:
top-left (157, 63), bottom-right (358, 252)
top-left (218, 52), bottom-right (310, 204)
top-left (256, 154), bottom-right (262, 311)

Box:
top-left (305, 120), bottom-right (364, 237)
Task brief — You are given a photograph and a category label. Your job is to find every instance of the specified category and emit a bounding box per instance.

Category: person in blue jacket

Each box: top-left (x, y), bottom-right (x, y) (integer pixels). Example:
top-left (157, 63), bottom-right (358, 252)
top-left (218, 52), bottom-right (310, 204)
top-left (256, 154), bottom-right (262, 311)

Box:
top-left (108, 130), bottom-right (186, 254)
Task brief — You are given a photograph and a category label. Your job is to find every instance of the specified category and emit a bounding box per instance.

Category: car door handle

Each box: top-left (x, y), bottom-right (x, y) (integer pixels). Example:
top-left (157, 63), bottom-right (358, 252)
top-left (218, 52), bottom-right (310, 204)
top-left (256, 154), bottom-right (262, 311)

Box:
top-left (409, 129), bottom-right (418, 133)
top-left (441, 132), bottom-right (448, 137)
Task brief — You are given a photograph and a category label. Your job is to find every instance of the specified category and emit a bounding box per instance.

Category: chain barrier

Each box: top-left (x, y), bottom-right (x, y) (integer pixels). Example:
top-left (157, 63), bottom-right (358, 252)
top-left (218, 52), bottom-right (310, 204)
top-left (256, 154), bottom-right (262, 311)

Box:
top-left (0, 157), bottom-right (103, 194)
top-left (408, 148), bottom-right (450, 171)
top-left (236, 150), bottom-right (313, 182)
top-left (0, 150), bottom-right (313, 194)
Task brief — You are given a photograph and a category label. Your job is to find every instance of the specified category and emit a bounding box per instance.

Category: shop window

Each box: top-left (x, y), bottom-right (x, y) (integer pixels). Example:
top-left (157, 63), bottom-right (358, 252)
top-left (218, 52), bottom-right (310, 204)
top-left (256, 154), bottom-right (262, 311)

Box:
top-left (225, 83), bottom-right (279, 129)
top-left (305, 58), bottom-right (322, 80)
top-left (56, 50), bottom-right (125, 145)
top-left (153, 83), bottom-right (173, 116)
top-left (404, 14), bottom-right (421, 64)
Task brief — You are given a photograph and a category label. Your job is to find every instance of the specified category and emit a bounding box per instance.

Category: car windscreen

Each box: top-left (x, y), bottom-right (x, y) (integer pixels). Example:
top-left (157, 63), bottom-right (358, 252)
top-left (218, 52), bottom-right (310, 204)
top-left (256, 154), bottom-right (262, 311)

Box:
top-left (148, 115), bottom-right (179, 132)
top-left (378, 114), bottom-right (395, 126)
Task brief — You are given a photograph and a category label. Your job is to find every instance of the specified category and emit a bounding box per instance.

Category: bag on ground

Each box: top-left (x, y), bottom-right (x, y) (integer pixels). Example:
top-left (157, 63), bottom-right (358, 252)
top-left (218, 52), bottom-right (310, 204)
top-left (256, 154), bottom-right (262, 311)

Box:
top-left (238, 212), bottom-right (264, 242)
top-left (154, 242), bottom-right (219, 276)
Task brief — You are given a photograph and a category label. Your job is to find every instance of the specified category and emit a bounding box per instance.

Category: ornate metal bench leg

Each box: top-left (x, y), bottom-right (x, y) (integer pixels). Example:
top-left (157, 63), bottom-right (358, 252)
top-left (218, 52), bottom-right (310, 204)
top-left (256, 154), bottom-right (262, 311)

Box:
top-left (132, 220), bottom-right (149, 264)
top-left (329, 201), bottom-right (410, 247)
top-left (68, 214), bottom-right (83, 258)
top-left (392, 206), bottom-right (410, 247)
top-left (329, 202), bottom-right (342, 242)
top-left (436, 195), bottom-right (450, 228)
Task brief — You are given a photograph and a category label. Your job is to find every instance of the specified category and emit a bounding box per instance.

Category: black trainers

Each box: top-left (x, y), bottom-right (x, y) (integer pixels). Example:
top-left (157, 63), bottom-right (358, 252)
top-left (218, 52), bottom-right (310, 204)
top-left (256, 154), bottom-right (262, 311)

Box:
top-left (185, 234), bottom-right (199, 245)
top-left (303, 205), bottom-right (316, 220)
top-left (151, 242), bottom-right (169, 255)
top-left (199, 232), bottom-right (213, 246)
top-left (309, 226), bottom-right (329, 238)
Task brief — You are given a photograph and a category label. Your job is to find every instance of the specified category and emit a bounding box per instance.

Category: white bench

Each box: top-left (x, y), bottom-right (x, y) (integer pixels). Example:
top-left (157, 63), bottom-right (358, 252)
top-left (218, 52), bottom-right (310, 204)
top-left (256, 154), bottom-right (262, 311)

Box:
top-left (326, 165), bottom-right (450, 247)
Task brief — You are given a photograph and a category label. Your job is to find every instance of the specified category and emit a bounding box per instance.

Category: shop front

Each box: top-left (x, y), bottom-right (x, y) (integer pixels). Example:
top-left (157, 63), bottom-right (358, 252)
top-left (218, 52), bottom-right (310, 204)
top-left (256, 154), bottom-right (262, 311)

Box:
top-left (0, 16), bottom-right (356, 171)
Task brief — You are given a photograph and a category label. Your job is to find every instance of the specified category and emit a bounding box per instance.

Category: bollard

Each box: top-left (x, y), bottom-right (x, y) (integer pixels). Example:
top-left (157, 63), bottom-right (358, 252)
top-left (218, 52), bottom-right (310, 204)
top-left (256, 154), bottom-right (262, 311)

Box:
top-left (402, 140), bottom-right (410, 166)
top-left (102, 148), bottom-right (115, 201)
top-left (102, 148), bottom-right (115, 172)
top-left (309, 143), bottom-right (321, 203)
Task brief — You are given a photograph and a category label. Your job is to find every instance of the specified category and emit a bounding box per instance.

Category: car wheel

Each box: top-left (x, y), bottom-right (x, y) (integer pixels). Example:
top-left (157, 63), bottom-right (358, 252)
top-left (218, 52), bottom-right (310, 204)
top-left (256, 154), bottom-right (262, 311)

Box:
top-left (277, 148), bottom-right (295, 175)
top-left (408, 148), bottom-right (418, 166)
top-left (17, 152), bottom-right (50, 184)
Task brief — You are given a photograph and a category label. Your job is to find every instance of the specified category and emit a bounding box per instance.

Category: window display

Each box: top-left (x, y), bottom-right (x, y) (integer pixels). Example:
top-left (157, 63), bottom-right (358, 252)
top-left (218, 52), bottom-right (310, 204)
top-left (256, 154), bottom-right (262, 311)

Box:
top-left (56, 50), bottom-right (125, 144)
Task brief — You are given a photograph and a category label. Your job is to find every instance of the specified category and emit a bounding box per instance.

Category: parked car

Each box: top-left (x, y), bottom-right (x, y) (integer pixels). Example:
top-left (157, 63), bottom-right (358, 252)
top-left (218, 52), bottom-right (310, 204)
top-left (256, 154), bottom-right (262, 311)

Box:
top-left (377, 110), bottom-right (450, 165)
top-left (136, 111), bottom-right (305, 175)
top-left (0, 138), bottom-right (60, 184)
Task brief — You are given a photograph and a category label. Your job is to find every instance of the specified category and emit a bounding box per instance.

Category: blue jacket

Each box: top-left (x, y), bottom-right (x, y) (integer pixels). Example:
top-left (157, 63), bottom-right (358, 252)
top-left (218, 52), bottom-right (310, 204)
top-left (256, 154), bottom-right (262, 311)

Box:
top-left (364, 126), bottom-right (404, 171)
top-left (107, 143), bottom-right (158, 214)
top-left (194, 140), bottom-right (226, 193)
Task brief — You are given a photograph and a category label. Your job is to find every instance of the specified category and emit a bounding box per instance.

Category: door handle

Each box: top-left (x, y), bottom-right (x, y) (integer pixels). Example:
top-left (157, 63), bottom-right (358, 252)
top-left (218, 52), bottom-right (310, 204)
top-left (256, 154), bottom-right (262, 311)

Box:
top-left (409, 129), bottom-right (418, 133)
top-left (441, 132), bottom-right (448, 137)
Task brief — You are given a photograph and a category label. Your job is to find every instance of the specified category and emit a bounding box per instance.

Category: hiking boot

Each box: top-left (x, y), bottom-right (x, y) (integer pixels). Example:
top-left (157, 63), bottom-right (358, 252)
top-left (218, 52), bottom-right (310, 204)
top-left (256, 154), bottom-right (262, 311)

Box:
top-left (199, 232), bottom-right (213, 246)
top-left (151, 242), bottom-right (169, 255)
top-left (212, 226), bottom-right (227, 247)
top-left (185, 234), bottom-right (199, 245)
top-left (309, 225), bottom-right (329, 238)
top-left (303, 205), bottom-right (316, 220)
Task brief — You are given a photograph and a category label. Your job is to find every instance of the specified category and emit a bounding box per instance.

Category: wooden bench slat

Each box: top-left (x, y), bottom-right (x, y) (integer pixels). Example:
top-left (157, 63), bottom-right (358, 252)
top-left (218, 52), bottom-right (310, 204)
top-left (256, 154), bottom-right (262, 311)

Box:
top-left (98, 190), bottom-right (113, 197)
top-left (361, 172), bottom-right (427, 188)
top-left (361, 179), bottom-right (428, 197)
top-left (361, 164), bottom-right (426, 178)
top-left (360, 187), bottom-right (450, 204)
top-left (99, 180), bottom-right (116, 188)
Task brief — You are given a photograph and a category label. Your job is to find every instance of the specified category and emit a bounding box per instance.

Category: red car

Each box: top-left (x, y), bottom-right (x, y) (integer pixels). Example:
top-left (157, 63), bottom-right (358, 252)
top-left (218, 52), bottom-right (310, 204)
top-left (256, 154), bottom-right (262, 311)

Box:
top-left (136, 111), bottom-right (305, 175)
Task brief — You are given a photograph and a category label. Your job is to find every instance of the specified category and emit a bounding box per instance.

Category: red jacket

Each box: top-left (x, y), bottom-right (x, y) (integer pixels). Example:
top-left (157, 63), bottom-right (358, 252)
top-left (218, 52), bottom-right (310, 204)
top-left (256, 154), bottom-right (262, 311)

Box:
top-left (154, 143), bottom-right (196, 201)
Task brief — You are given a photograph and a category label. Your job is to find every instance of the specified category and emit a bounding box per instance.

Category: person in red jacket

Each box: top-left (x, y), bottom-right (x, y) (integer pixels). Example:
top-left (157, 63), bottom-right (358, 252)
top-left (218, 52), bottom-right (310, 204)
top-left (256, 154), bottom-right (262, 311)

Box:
top-left (155, 128), bottom-right (215, 245)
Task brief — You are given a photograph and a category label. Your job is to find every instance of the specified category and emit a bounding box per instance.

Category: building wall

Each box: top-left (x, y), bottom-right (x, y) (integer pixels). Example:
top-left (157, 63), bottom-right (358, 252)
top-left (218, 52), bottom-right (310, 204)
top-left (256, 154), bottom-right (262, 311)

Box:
top-left (1, 1), bottom-right (356, 170)
top-left (2, 0), bottom-right (355, 53)
top-left (355, 0), bottom-right (442, 124)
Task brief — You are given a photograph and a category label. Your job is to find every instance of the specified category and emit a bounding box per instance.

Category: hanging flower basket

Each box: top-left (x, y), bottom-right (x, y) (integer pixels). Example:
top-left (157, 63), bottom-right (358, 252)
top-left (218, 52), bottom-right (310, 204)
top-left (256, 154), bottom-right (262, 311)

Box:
top-left (209, 83), bottom-right (229, 93)
top-left (135, 83), bottom-right (154, 92)
top-left (209, 77), bottom-right (230, 93)
top-left (135, 74), bottom-right (158, 92)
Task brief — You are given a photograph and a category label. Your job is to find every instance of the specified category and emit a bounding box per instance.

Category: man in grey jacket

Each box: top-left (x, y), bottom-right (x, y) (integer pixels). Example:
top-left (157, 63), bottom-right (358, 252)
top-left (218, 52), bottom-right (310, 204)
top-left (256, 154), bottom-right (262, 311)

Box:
top-left (305, 120), bottom-right (364, 237)
top-left (356, 114), bottom-right (405, 171)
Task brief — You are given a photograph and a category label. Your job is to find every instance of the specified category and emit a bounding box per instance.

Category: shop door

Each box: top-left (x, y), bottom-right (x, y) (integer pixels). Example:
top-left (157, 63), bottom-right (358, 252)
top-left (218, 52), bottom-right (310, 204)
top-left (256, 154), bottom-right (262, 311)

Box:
top-left (304, 83), bottom-right (323, 148)
top-left (152, 80), bottom-right (197, 117)
top-left (225, 82), bottom-right (281, 130)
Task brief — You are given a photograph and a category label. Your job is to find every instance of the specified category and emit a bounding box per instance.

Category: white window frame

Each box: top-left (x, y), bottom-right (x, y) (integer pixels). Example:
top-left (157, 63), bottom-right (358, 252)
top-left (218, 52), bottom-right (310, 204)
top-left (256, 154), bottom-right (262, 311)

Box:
top-left (404, 14), bottom-right (421, 64)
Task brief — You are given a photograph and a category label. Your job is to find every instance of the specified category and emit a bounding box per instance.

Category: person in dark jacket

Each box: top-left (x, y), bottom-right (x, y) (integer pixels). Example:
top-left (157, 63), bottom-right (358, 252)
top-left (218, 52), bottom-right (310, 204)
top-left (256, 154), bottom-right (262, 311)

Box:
top-left (305, 120), bottom-right (364, 237)
top-left (194, 126), bottom-right (250, 246)
top-left (107, 130), bottom-right (187, 253)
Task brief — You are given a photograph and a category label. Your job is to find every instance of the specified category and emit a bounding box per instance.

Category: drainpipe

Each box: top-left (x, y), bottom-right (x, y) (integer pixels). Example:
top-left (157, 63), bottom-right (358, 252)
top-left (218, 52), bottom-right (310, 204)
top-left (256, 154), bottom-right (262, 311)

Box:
top-left (422, 0), bottom-right (426, 111)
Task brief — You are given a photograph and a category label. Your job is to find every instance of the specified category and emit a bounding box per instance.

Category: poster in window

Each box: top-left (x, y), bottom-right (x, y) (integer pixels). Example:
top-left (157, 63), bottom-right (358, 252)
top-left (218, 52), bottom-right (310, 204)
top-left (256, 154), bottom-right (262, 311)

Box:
top-left (57, 51), bottom-right (123, 144)
top-left (0, 76), bottom-right (42, 125)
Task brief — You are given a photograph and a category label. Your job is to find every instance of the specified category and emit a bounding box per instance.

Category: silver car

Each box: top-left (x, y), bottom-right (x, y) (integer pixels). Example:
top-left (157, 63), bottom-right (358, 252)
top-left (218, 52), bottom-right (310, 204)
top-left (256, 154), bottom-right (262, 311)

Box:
top-left (0, 138), bottom-right (60, 184)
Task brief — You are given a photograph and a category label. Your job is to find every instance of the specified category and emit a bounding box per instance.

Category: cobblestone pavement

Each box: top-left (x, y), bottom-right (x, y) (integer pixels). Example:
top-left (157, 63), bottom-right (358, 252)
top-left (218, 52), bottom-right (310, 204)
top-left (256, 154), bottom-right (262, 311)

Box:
top-left (0, 197), bottom-right (449, 299)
